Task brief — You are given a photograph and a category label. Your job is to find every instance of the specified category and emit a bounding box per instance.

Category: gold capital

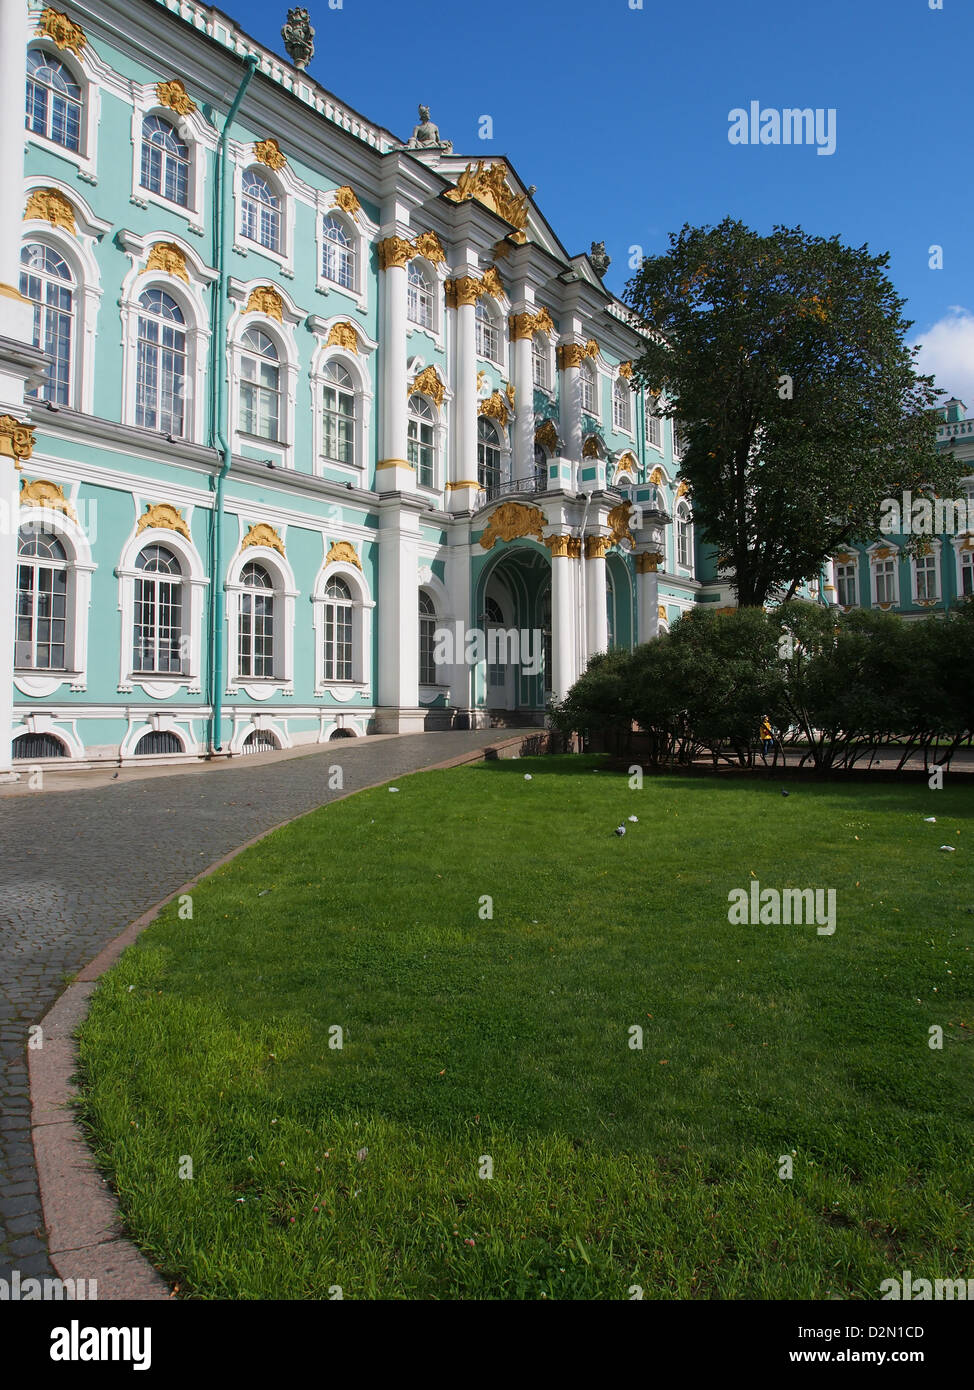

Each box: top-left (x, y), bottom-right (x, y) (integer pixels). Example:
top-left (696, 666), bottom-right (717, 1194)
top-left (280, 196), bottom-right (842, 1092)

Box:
top-left (585, 535), bottom-right (609, 560)
top-left (377, 236), bottom-right (414, 271)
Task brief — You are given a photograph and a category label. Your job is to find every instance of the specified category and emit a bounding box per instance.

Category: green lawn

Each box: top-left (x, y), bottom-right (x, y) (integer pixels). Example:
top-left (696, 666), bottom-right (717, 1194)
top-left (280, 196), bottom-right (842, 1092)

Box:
top-left (76, 757), bottom-right (973, 1299)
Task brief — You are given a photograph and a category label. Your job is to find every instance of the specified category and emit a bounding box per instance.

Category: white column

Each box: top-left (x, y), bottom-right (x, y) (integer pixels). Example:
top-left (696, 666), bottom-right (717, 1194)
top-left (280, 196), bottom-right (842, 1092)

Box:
top-left (376, 235), bottom-right (413, 492)
top-left (0, 0), bottom-right (39, 778)
top-left (375, 498), bottom-right (425, 732)
top-left (585, 536), bottom-right (609, 658)
top-left (511, 313), bottom-right (534, 481)
top-left (635, 553), bottom-right (661, 643)
top-left (549, 540), bottom-right (577, 700)
top-left (558, 348), bottom-right (583, 464)
top-left (451, 278), bottom-right (479, 501)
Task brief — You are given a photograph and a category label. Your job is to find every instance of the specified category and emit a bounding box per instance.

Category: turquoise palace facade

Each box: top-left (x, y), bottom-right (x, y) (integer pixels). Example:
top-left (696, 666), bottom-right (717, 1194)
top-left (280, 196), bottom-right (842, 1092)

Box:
top-left (3, 0), bottom-right (971, 768)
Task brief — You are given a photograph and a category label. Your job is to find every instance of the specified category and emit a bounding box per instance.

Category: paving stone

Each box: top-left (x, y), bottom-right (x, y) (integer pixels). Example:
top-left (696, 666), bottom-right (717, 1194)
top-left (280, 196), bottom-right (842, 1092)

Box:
top-left (0, 730), bottom-right (519, 1272)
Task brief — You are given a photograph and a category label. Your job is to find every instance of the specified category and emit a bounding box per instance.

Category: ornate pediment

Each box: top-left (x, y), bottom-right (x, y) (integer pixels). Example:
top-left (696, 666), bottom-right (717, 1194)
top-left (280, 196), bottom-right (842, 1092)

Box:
top-left (479, 502), bottom-right (546, 550)
top-left (145, 242), bottom-right (188, 282)
top-left (444, 161), bottom-right (534, 239)
top-left (20, 477), bottom-right (74, 518)
top-left (25, 189), bottom-right (75, 234)
top-left (241, 522), bottom-right (285, 555)
top-left (535, 419), bottom-right (559, 454)
top-left (136, 503), bottom-right (191, 539)
top-left (408, 365), bottom-right (445, 408)
top-left (325, 540), bottom-right (361, 570)
top-left (244, 286), bottom-right (284, 322)
top-left (326, 321), bottom-right (359, 354)
top-left (479, 392), bottom-right (508, 427)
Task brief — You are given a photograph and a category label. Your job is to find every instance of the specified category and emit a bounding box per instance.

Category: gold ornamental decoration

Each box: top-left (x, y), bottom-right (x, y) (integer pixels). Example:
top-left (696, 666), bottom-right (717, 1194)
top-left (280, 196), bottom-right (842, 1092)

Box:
top-left (445, 276), bottom-right (481, 309)
top-left (254, 138), bottom-right (287, 171)
top-left (377, 236), bottom-right (414, 271)
top-left (659, 604), bottom-right (668, 621)
top-left (649, 466), bottom-right (665, 486)
top-left (634, 552), bottom-right (661, 574)
top-left (325, 540), bottom-right (362, 570)
top-left (326, 321), bottom-right (359, 354)
top-left (241, 522), bottom-right (285, 556)
top-left (145, 242), bottom-right (189, 282)
top-left (479, 392), bottom-right (508, 427)
top-left (408, 365), bottom-right (445, 408)
top-left (37, 8), bottom-right (86, 55)
top-left (585, 535), bottom-right (609, 560)
top-left (607, 500), bottom-right (636, 548)
top-left (444, 160), bottom-right (533, 237)
top-left (20, 477), bottom-right (74, 517)
top-left (479, 502), bottom-right (546, 551)
top-left (509, 305), bottom-right (553, 341)
top-left (0, 418), bottom-right (37, 465)
top-left (535, 419), bottom-right (558, 454)
top-left (675, 480), bottom-right (689, 498)
top-left (244, 286), bottom-right (284, 321)
top-left (136, 502), bottom-right (191, 540)
top-left (412, 230), bottom-right (446, 264)
top-left (504, 382), bottom-right (516, 410)
top-left (615, 452), bottom-right (638, 480)
top-left (619, 361), bottom-right (633, 380)
top-left (556, 340), bottom-right (599, 371)
top-left (156, 80), bottom-right (196, 117)
top-left (333, 186), bottom-right (361, 216)
top-left (544, 534), bottom-right (573, 559)
top-left (480, 265), bottom-right (504, 299)
top-left (24, 188), bottom-right (76, 233)
top-left (582, 436), bottom-right (602, 459)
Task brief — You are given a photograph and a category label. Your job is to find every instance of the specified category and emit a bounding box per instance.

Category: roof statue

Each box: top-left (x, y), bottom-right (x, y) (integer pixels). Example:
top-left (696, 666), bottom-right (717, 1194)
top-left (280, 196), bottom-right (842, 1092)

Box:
top-left (281, 8), bottom-right (315, 70)
top-left (590, 241), bottom-right (611, 277)
top-left (406, 104), bottom-right (452, 154)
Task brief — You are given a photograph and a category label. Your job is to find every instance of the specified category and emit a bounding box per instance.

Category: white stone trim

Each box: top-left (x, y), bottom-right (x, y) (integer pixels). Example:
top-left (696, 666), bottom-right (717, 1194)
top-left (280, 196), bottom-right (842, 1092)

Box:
top-left (24, 34), bottom-right (102, 183)
top-left (312, 554), bottom-right (375, 695)
top-left (14, 503), bottom-right (96, 695)
top-left (128, 84), bottom-right (216, 235)
top-left (116, 519), bottom-right (208, 696)
top-left (307, 325), bottom-right (376, 479)
top-left (225, 544), bottom-right (298, 696)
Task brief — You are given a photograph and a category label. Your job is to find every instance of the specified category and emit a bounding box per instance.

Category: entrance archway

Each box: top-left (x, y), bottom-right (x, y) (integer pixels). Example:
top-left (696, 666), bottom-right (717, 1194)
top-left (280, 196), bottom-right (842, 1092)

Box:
top-left (474, 544), bottom-right (551, 716)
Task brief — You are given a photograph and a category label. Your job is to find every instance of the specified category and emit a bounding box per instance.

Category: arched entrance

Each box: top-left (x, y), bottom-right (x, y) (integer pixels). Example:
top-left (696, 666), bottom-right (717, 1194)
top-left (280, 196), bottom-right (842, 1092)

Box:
top-left (474, 544), bottom-right (551, 718)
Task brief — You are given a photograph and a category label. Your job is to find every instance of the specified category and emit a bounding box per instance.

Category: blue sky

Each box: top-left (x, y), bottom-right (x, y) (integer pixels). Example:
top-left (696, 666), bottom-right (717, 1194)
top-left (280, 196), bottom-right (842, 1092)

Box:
top-left (228, 0), bottom-right (973, 404)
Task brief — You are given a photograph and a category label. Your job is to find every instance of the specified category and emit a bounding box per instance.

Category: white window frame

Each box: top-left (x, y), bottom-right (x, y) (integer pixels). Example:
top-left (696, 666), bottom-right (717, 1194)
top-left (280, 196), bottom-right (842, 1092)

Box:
top-left (645, 393), bottom-right (662, 450)
top-left (476, 298), bottom-right (501, 364)
top-left (953, 538), bottom-right (974, 600)
top-left (226, 545), bottom-right (297, 697)
top-left (314, 189), bottom-right (374, 314)
top-left (312, 558), bottom-right (374, 696)
top-left (129, 87), bottom-right (214, 235)
top-left (116, 522), bottom-right (207, 698)
top-left (308, 321), bottom-right (377, 478)
top-left (912, 544), bottom-right (941, 605)
top-left (14, 505), bottom-right (95, 697)
top-left (532, 333), bottom-right (553, 393)
top-left (836, 560), bottom-right (858, 609)
top-left (612, 377), bottom-right (633, 435)
top-left (579, 359), bottom-right (597, 417)
top-left (676, 502), bottom-right (693, 572)
top-left (118, 235), bottom-right (215, 443)
top-left (407, 259), bottom-right (434, 331)
top-left (231, 158), bottom-right (296, 277)
top-left (409, 392), bottom-right (439, 492)
top-left (25, 42), bottom-right (100, 183)
top-left (227, 288), bottom-right (301, 467)
top-left (870, 549), bottom-right (900, 609)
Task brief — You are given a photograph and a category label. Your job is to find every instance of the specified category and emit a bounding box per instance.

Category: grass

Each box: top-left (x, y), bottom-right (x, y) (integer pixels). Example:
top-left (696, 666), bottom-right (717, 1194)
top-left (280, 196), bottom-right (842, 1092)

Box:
top-left (76, 756), bottom-right (974, 1300)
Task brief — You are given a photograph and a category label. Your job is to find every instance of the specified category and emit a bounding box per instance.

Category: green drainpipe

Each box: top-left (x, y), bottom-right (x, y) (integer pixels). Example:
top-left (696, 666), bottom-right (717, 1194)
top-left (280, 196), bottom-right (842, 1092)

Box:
top-left (209, 54), bottom-right (258, 754)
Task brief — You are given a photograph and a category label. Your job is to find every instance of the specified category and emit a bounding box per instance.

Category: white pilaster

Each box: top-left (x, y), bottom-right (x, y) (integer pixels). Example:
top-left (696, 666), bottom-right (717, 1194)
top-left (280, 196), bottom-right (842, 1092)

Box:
top-left (585, 539), bottom-right (609, 658)
top-left (635, 555), bottom-right (661, 643)
top-left (375, 497), bottom-right (425, 731)
top-left (550, 543), bottom-right (577, 700)
top-left (377, 234), bottom-right (413, 492)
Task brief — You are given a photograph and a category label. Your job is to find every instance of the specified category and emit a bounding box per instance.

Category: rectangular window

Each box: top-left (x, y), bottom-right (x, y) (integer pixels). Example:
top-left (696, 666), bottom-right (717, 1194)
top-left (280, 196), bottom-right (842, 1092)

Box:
top-left (532, 342), bottom-right (549, 390)
top-left (645, 402), bottom-right (661, 449)
top-left (962, 551), bottom-right (974, 597)
top-left (915, 553), bottom-right (937, 601)
top-left (837, 563), bottom-right (857, 608)
top-left (875, 558), bottom-right (896, 606)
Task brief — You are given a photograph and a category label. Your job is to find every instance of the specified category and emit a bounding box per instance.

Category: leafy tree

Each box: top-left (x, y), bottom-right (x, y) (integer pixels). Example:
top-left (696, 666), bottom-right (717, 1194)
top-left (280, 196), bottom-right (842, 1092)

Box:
top-left (624, 219), bottom-right (964, 606)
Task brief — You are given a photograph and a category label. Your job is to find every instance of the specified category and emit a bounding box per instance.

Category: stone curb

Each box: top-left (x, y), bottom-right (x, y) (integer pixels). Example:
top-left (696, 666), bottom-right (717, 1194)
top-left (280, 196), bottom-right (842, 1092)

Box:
top-left (28, 732), bottom-right (534, 1299)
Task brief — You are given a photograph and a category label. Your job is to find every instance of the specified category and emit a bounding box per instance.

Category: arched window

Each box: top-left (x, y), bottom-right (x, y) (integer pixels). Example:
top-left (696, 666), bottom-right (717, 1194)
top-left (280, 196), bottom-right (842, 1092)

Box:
top-left (20, 244), bottom-right (73, 406)
top-left (239, 327), bottom-right (280, 441)
top-left (676, 504), bottom-right (692, 570)
top-left (243, 728), bottom-right (280, 754)
top-left (532, 334), bottom-right (550, 390)
top-left (323, 576), bottom-right (353, 681)
top-left (322, 359), bottom-right (355, 464)
top-left (476, 300), bottom-right (499, 362)
top-left (13, 732), bottom-right (67, 759)
top-left (407, 261), bottom-right (433, 328)
top-left (579, 360), bottom-right (596, 414)
top-left (140, 114), bottom-right (190, 207)
top-left (419, 591), bottom-right (437, 685)
top-left (241, 169), bottom-right (281, 254)
top-left (322, 215), bottom-right (355, 290)
top-left (134, 730), bottom-right (184, 756)
top-left (26, 50), bottom-right (82, 151)
top-left (408, 395), bottom-right (436, 489)
top-left (136, 289), bottom-right (186, 436)
top-left (613, 377), bottom-right (631, 432)
top-left (238, 561), bottom-right (275, 678)
top-left (16, 527), bottom-right (67, 670)
top-left (645, 394), bottom-right (661, 449)
top-left (478, 417), bottom-right (501, 494)
top-left (133, 544), bottom-right (183, 674)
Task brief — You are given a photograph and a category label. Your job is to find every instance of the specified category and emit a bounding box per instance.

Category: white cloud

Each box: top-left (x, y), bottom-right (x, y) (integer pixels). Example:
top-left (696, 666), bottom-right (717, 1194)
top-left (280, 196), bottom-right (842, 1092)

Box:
top-left (911, 307), bottom-right (974, 411)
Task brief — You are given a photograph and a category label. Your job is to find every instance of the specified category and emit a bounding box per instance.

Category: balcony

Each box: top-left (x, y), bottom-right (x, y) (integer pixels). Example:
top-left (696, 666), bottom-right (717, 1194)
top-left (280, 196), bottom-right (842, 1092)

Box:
top-left (484, 474), bottom-right (547, 503)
